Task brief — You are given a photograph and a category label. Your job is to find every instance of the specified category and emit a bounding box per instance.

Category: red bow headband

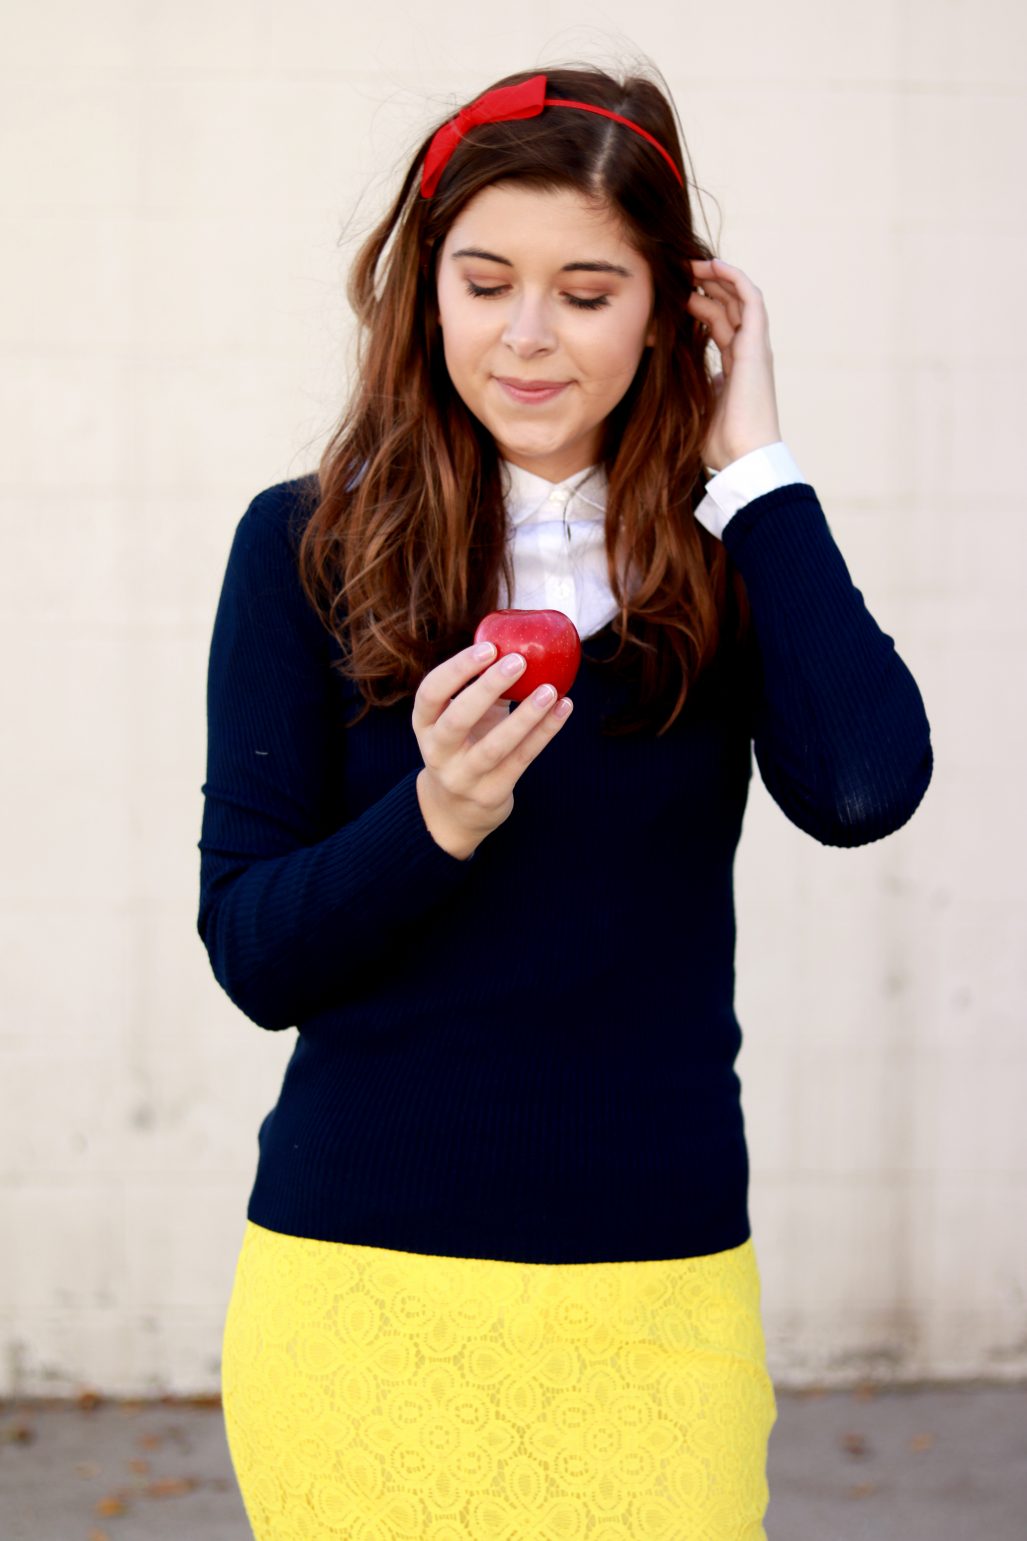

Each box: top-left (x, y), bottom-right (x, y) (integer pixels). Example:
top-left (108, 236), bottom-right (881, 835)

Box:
top-left (420, 73), bottom-right (684, 198)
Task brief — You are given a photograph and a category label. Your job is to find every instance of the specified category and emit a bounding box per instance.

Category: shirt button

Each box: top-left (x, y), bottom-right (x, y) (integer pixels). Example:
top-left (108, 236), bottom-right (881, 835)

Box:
top-left (550, 488), bottom-right (571, 507)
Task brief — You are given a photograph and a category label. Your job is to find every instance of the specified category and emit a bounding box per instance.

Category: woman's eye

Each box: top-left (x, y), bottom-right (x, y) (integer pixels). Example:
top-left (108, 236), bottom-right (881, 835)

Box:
top-left (463, 279), bottom-right (609, 311)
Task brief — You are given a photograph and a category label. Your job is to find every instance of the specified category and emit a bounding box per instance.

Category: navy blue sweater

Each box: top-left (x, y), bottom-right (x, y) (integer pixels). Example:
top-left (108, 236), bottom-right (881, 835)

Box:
top-left (197, 474), bottom-right (933, 1263)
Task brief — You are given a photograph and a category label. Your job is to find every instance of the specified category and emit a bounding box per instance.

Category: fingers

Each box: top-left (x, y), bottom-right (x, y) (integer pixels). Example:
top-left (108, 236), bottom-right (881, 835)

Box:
top-left (412, 641), bottom-right (501, 734)
top-left (687, 276), bottom-right (742, 334)
top-left (431, 649), bottom-right (531, 750)
top-left (415, 641), bottom-right (570, 752)
top-left (687, 291), bottom-right (735, 352)
top-left (695, 284), bottom-right (742, 331)
top-left (690, 257), bottom-right (753, 291)
top-left (468, 682), bottom-right (572, 778)
top-left (689, 258), bottom-right (763, 328)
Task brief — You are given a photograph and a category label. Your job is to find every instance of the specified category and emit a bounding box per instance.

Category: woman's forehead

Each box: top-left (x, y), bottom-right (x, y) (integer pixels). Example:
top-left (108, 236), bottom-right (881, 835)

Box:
top-left (443, 184), bottom-right (637, 260)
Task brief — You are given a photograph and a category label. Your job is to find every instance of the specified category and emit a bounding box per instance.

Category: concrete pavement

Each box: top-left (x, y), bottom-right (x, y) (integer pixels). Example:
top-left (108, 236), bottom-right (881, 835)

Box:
top-left (2, 1383), bottom-right (1025, 1539)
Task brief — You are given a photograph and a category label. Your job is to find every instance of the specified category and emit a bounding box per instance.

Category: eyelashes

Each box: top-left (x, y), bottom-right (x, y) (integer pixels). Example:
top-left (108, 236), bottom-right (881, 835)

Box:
top-left (463, 279), bottom-right (610, 311)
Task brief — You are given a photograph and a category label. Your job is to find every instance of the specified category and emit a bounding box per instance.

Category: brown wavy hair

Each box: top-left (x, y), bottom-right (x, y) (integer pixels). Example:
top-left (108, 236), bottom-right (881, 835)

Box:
top-left (296, 62), bottom-right (751, 737)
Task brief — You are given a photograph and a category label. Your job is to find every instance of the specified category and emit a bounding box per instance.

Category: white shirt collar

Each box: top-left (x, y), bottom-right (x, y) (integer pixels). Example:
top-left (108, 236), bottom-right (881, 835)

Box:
top-left (500, 458), bottom-right (608, 528)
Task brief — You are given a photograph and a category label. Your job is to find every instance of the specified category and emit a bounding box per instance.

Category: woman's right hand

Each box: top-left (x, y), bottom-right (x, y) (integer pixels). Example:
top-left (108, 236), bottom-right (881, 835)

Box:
top-left (413, 641), bottom-right (574, 861)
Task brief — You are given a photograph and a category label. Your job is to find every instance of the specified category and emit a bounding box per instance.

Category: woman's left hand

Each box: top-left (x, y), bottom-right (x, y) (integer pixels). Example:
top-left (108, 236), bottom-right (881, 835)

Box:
top-left (685, 257), bottom-right (782, 473)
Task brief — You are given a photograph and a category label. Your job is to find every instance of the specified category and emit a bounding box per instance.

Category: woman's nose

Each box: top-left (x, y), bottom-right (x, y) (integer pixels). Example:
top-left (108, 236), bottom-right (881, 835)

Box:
top-left (501, 292), bottom-right (557, 354)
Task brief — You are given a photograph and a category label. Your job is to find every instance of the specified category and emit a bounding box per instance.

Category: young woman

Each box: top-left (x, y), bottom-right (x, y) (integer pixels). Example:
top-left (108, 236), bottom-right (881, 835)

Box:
top-left (199, 63), bottom-right (933, 1539)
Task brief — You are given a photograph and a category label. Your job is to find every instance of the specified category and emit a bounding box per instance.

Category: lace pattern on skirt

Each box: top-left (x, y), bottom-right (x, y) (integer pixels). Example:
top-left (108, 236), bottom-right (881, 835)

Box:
top-left (221, 1220), bottom-right (777, 1539)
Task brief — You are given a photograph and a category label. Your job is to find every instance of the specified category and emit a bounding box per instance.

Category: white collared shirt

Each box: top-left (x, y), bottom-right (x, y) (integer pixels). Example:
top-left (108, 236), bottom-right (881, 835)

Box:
top-left (499, 441), bottom-right (807, 640)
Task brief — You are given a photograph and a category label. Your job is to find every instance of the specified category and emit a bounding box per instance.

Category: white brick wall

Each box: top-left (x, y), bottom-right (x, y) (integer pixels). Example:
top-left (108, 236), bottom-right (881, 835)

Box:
top-left (2, 3), bottom-right (1024, 1395)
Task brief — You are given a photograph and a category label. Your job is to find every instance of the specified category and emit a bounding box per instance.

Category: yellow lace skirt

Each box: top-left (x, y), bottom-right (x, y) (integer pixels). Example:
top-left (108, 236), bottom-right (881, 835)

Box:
top-left (221, 1219), bottom-right (777, 1540)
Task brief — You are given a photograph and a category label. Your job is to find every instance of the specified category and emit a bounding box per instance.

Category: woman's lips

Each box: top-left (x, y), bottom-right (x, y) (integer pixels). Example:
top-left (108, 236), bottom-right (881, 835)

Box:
top-left (495, 378), bottom-right (570, 405)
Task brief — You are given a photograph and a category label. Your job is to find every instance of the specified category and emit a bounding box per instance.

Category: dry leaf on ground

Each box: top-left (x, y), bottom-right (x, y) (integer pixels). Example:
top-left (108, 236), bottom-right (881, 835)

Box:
top-left (144, 1476), bottom-right (200, 1498)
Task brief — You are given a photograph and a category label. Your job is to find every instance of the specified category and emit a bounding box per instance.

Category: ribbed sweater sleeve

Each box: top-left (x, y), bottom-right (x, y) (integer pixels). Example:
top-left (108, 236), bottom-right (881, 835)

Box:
top-left (723, 482), bottom-right (933, 846)
top-left (196, 487), bottom-right (477, 1032)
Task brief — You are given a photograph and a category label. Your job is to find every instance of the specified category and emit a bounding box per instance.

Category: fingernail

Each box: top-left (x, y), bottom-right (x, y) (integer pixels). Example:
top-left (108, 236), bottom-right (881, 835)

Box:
top-left (473, 642), bottom-right (496, 662)
top-left (533, 684), bottom-right (556, 707)
top-left (500, 653), bottom-right (525, 676)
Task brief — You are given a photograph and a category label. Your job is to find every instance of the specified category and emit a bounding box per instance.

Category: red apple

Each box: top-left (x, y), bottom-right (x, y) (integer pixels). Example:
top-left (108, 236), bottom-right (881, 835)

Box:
top-left (473, 608), bottom-right (582, 703)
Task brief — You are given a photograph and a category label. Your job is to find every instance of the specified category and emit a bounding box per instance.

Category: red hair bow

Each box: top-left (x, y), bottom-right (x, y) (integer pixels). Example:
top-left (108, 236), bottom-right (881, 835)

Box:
top-left (420, 73), bottom-right (683, 198)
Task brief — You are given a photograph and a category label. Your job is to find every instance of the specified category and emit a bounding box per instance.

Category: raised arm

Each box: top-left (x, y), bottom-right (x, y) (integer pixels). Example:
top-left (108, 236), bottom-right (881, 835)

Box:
top-left (722, 480), bottom-right (933, 846)
top-left (686, 257), bottom-right (933, 846)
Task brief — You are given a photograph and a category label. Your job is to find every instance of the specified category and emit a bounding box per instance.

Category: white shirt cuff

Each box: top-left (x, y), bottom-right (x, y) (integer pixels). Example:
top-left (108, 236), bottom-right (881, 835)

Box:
top-left (693, 441), bottom-right (807, 540)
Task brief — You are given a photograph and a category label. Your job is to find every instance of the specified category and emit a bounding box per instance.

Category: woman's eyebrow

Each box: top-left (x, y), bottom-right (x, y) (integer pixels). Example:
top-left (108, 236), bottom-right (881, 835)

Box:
top-left (450, 246), bottom-right (633, 278)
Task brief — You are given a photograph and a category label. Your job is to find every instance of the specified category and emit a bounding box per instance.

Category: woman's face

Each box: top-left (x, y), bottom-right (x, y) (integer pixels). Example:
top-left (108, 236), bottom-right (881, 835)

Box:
top-left (435, 183), bottom-right (656, 484)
